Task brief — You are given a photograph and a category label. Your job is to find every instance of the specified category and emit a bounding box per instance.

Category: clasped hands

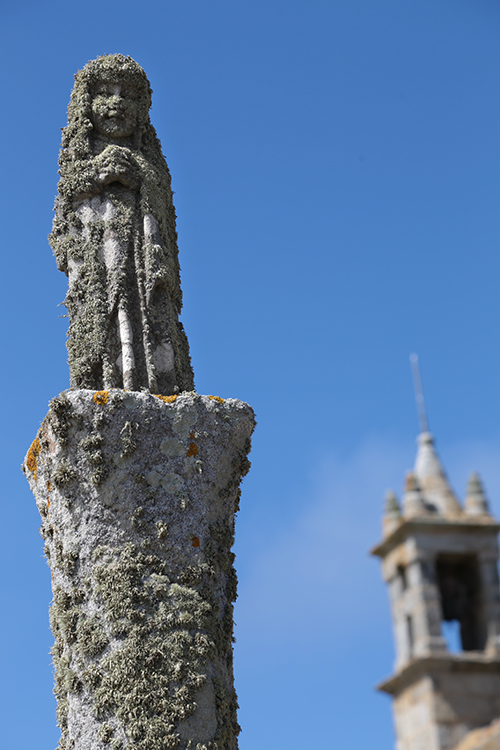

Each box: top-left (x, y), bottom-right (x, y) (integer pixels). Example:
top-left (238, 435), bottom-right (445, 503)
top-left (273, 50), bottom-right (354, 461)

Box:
top-left (95, 145), bottom-right (139, 190)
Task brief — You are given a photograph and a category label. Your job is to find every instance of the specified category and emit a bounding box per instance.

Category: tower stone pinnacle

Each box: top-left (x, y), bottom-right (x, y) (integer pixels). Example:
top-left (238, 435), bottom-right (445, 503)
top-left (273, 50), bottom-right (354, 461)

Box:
top-left (413, 432), bottom-right (462, 517)
top-left (464, 473), bottom-right (490, 517)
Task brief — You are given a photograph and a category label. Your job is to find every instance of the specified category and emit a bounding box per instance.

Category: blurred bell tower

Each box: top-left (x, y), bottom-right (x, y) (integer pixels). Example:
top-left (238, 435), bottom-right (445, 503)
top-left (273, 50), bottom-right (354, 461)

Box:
top-left (371, 358), bottom-right (500, 750)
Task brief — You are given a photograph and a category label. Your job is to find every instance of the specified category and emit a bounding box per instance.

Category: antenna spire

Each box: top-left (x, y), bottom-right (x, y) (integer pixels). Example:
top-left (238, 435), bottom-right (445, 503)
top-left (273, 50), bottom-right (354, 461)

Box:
top-left (410, 353), bottom-right (429, 433)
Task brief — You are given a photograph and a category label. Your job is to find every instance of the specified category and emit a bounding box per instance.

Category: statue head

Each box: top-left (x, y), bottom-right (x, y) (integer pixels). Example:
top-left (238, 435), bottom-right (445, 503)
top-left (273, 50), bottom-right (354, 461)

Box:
top-left (90, 81), bottom-right (142, 139)
top-left (57, 54), bottom-right (173, 240)
top-left (64, 55), bottom-right (152, 149)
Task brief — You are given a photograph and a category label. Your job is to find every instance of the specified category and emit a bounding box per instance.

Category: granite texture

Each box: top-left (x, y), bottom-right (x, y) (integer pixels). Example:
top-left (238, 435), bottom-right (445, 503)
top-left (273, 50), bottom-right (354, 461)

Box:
top-left (24, 390), bottom-right (255, 750)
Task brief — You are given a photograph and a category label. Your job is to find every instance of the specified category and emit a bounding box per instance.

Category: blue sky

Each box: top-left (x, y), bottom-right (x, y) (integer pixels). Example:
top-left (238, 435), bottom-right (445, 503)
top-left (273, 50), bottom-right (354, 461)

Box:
top-left (2, 0), bottom-right (500, 747)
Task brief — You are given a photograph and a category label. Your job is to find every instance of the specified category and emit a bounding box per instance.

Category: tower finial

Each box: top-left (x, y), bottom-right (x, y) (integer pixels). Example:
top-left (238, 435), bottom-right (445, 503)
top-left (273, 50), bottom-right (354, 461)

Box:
top-left (410, 353), bottom-right (429, 433)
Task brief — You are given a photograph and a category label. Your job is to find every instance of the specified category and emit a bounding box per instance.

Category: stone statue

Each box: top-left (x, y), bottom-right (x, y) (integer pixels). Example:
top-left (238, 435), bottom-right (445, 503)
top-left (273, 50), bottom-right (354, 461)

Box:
top-left (50, 54), bottom-right (194, 395)
top-left (25, 54), bottom-right (256, 750)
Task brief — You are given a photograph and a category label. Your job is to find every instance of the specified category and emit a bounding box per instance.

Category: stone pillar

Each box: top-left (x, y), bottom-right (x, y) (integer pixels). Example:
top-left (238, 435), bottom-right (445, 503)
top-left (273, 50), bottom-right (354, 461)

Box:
top-left (23, 389), bottom-right (255, 750)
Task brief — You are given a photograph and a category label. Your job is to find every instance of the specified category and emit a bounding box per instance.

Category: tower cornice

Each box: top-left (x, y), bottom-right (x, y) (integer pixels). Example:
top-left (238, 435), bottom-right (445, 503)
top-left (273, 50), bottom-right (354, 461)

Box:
top-left (377, 652), bottom-right (500, 696)
top-left (371, 516), bottom-right (500, 559)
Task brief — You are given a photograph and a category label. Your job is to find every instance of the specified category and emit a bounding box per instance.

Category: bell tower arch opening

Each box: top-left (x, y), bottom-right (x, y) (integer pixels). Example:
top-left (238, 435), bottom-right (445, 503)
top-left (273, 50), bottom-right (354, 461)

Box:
top-left (436, 552), bottom-right (485, 652)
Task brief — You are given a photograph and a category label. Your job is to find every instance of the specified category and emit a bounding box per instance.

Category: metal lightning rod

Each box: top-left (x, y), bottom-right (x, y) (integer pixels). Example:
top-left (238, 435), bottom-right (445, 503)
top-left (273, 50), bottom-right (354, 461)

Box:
top-left (410, 353), bottom-right (429, 434)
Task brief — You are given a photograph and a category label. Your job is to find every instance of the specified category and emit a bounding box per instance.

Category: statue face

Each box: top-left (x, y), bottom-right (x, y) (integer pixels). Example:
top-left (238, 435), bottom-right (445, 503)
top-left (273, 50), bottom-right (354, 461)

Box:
top-left (90, 82), bottom-right (143, 139)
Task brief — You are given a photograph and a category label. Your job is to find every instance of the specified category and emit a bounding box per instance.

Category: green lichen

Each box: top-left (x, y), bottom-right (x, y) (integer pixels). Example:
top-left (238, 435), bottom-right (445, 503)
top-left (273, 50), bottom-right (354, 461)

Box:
top-left (50, 588), bottom-right (85, 739)
top-left (120, 420), bottom-right (138, 458)
top-left (52, 461), bottom-right (77, 488)
top-left (48, 527), bottom-right (240, 749)
top-left (92, 544), bottom-right (213, 749)
top-left (80, 432), bottom-right (107, 485)
top-left (98, 723), bottom-right (114, 744)
top-left (47, 392), bottom-right (72, 447)
top-left (76, 614), bottom-right (109, 658)
top-left (53, 539), bottom-right (79, 577)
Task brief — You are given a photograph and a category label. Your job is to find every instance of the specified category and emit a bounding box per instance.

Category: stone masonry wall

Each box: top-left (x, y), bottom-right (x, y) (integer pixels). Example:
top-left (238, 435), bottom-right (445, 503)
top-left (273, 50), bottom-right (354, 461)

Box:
top-left (23, 389), bottom-right (255, 750)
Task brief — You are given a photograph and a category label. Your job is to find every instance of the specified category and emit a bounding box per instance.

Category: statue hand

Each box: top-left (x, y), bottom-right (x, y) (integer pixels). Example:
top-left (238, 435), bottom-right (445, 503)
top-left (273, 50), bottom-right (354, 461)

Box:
top-left (95, 145), bottom-right (139, 190)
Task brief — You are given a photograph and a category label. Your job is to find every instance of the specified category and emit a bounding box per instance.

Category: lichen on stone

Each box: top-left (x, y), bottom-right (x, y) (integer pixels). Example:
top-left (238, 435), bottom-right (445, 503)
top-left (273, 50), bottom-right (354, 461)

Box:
top-left (26, 435), bottom-right (42, 480)
top-left (50, 54), bottom-right (194, 395)
top-left (120, 420), bottom-right (138, 458)
top-left (48, 392), bottom-right (73, 446)
top-left (25, 381), bottom-right (255, 750)
top-left (93, 390), bottom-right (110, 405)
top-left (154, 394), bottom-right (179, 404)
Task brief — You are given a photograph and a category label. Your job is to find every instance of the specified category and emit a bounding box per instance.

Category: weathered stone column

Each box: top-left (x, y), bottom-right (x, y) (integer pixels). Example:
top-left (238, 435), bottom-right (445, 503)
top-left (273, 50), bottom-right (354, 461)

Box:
top-left (24, 389), bottom-right (254, 750)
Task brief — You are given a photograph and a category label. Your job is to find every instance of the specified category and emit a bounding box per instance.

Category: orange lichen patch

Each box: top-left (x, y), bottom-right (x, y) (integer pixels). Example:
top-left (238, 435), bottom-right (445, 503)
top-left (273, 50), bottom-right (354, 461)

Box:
top-left (26, 437), bottom-right (42, 481)
top-left (93, 390), bottom-right (109, 405)
top-left (154, 394), bottom-right (178, 404)
top-left (191, 536), bottom-right (200, 548)
top-left (186, 443), bottom-right (198, 458)
top-left (208, 395), bottom-right (224, 404)
top-left (46, 481), bottom-right (52, 494)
